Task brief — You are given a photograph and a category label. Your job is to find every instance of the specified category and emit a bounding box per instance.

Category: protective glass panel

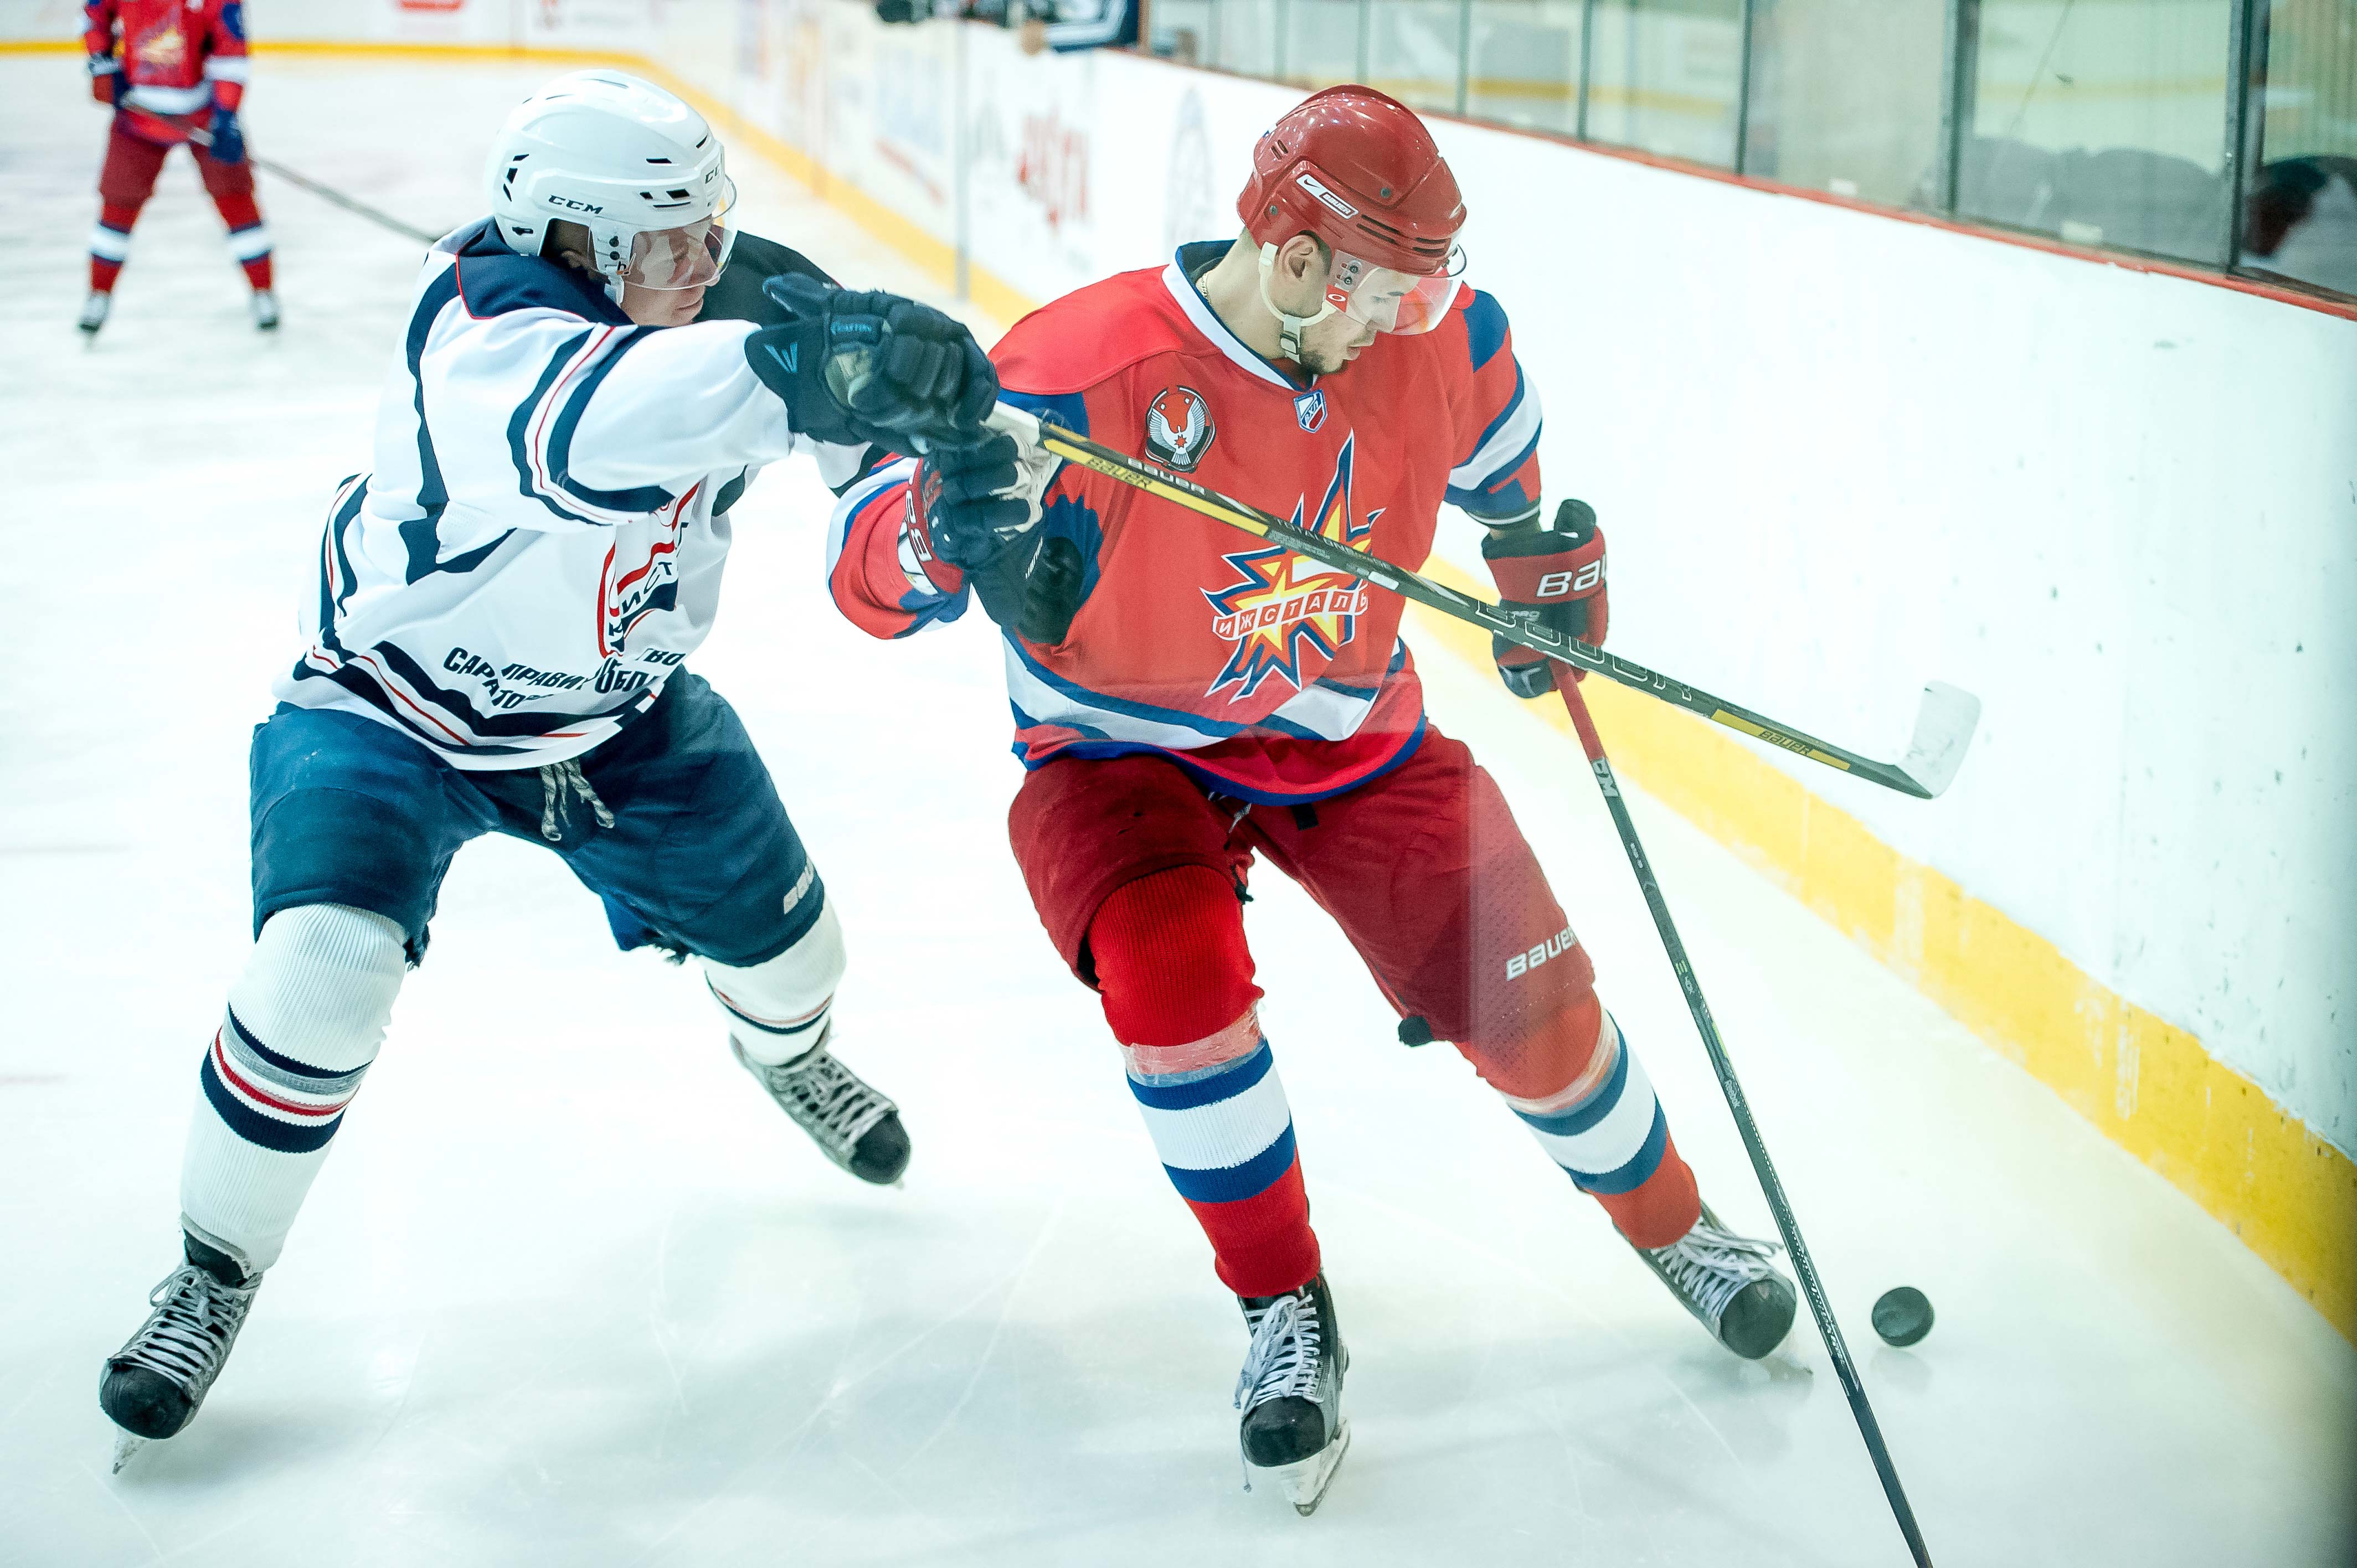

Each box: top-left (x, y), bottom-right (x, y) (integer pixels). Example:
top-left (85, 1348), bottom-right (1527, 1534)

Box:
top-left (1956, 0), bottom-right (2235, 265)
top-left (1741, 0), bottom-right (1948, 205)
top-left (1585, 0), bottom-right (1746, 168)
top-left (1210, 0), bottom-right (1282, 77)
top-left (2238, 0), bottom-right (2357, 297)
top-left (1150, 0), bottom-right (1216, 63)
top-left (1365, 0), bottom-right (1471, 115)
top-left (1284, 0), bottom-right (1365, 87)
top-left (1466, 1), bottom-right (1587, 135)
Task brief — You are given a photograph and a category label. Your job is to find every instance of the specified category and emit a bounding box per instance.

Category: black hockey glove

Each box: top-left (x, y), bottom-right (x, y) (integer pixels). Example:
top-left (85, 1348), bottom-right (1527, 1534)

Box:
top-left (745, 274), bottom-right (998, 454)
top-left (207, 106), bottom-right (246, 165)
top-left (911, 431), bottom-right (1083, 643)
top-left (919, 434), bottom-right (1034, 571)
top-left (1480, 499), bottom-right (1609, 697)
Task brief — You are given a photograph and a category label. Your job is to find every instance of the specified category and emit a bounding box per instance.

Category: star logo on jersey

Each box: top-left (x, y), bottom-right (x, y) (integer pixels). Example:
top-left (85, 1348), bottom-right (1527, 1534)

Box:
top-left (1202, 437), bottom-right (1378, 700)
top-left (1144, 385), bottom-right (1215, 472)
top-left (135, 21), bottom-right (189, 67)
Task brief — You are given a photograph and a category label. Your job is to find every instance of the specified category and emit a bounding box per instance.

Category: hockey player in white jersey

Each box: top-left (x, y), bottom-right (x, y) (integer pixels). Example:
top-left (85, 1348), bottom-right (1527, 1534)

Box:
top-left (97, 70), bottom-right (1000, 1468)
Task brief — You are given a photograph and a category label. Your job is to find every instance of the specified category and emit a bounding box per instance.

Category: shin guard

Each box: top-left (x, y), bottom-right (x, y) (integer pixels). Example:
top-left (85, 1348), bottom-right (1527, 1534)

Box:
top-left (702, 898), bottom-right (846, 1067)
top-left (1093, 868), bottom-right (1317, 1297)
top-left (181, 904), bottom-right (406, 1272)
top-left (1500, 1009), bottom-right (1700, 1249)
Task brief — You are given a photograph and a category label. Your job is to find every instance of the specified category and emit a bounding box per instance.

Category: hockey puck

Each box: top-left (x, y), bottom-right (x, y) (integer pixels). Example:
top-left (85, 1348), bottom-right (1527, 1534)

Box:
top-left (1871, 1286), bottom-right (1934, 1347)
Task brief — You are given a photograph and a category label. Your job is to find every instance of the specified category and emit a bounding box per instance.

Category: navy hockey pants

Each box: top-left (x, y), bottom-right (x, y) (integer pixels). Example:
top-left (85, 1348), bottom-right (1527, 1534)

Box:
top-left (246, 673), bottom-right (822, 968)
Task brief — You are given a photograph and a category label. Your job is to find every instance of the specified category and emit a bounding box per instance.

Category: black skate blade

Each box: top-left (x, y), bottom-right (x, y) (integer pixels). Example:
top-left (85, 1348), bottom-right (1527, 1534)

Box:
top-left (1247, 1421), bottom-right (1351, 1517)
top-left (110, 1431), bottom-right (146, 1474)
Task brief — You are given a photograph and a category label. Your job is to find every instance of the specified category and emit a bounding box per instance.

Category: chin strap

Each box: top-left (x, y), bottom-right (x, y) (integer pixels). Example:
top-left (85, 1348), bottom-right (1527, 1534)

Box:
top-left (1256, 242), bottom-right (1338, 363)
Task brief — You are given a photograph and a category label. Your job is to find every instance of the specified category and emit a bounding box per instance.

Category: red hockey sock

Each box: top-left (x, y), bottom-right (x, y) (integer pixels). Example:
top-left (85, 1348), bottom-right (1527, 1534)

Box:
top-left (1494, 1005), bottom-right (1702, 1250)
top-left (1092, 866), bottom-right (1259, 1052)
top-left (212, 191), bottom-right (273, 291)
top-left (1092, 868), bottom-right (1317, 1297)
top-left (1589, 1132), bottom-right (1700, 1250)
top-left (90, 200), bottom-right (141, 293)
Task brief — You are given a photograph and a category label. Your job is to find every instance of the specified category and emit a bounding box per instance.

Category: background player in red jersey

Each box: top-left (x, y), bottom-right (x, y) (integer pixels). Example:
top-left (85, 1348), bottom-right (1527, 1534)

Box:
top-left (80, 0), bottom-right (276, 336)
top-left (829, 86), bottom-right (1799, 1512)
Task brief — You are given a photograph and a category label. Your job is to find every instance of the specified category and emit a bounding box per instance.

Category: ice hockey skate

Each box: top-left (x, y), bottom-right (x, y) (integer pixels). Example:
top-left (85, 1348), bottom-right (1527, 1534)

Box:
top-left (1235, 1272), bottom-right (1350, 1515)
top-left (100, 1234), bottom-right (261, 1472)
top-left (1635, 1203), bottom-right (1797, 1359)
top-left (248, 288), bottom-right (279, 330)
top-left (76, 290), bottom-right (110, 335)
top-left (732, 1034), bottom-right (911, 1185)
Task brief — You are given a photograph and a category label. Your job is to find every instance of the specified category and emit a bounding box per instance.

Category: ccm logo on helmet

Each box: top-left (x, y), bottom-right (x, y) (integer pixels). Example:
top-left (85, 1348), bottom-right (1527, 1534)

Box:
top-left (549, 195), bottom-right (606, 214)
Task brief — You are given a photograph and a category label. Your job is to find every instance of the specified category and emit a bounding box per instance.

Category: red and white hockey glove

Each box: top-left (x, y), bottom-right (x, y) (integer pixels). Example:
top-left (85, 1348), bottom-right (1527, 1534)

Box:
top-left (88, 55), bottom-right (122, 107)
top-left (1480, 499), bottom-right (1608, 697)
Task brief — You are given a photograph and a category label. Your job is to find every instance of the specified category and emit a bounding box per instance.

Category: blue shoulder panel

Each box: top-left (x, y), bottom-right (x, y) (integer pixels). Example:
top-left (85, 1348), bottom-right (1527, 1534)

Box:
top-left (452, 219), bottom-right (632, 325)
top-left (1462, 290), bottom-right (1511, 373)
top-left (1001, 386), bottom-right (1091, 438)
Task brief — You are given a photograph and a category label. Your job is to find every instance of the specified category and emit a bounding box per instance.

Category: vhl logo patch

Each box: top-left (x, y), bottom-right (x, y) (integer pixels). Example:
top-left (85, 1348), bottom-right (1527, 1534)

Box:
top-left (1144, 386), bottom-right (1215, 472)
top-left (1294, 388), bottom-right (1327, 433)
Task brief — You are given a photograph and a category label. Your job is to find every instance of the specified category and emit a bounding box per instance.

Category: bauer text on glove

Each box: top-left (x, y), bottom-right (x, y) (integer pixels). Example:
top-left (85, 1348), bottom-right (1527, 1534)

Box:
top-left (1480, 498), bottom-right (1608, 696)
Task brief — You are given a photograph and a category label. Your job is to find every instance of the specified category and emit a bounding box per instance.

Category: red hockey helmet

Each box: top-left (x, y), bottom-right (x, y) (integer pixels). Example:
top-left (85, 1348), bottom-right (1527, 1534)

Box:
top-left (1237, 86), bottom-right (1467, 355)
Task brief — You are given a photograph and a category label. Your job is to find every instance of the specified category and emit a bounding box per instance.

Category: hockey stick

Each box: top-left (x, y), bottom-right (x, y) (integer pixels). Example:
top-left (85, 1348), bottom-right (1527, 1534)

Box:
top-left (155, 115), bottom-right (443, 245)
top-left (986, 405), bottom-right (1979, 799)
top-left (1553, 666), bottom-right (1936, 1565)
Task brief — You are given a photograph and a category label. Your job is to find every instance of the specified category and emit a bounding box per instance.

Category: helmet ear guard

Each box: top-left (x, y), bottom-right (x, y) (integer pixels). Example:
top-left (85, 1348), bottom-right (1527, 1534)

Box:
top-left (1255, 239), bottom-right (1340, 362)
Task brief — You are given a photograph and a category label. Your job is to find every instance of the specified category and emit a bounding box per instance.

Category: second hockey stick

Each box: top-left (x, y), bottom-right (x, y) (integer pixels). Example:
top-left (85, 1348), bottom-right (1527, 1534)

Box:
top-left (157, 115), bottom-right (444, 246)
top-left (986, 404), bottom-right (1980, 800)
top-left (1553, 667), bottom-right (1936, 1566)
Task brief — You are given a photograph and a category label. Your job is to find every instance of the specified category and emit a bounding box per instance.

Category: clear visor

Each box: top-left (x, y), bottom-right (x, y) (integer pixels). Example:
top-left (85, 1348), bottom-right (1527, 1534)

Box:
top-left (618, 177), bottom-right (737, 290)
top-left (1322, 245), bottom-right (1465, 335)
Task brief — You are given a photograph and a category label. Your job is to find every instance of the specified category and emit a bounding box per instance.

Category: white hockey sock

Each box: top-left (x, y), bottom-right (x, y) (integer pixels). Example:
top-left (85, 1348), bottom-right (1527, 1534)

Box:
top-left (1499, 1011), bottom-right (1672, 1195)
top-left (179, 903), bottom-right (406, 1274)
top-left (703, 897), bottom-right (846, 1067)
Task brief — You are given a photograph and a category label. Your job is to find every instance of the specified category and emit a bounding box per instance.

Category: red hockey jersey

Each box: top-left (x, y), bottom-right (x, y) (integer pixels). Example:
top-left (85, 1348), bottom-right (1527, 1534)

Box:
top-left (85, 0), bottom-right (248, 142)
top-left (828, 241), bottom-right (1543, 804)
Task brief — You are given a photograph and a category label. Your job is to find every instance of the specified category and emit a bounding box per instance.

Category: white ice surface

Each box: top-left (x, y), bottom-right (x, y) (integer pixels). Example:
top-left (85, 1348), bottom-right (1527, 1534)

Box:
top-left (3, 58), bottom-right (2353, 1568)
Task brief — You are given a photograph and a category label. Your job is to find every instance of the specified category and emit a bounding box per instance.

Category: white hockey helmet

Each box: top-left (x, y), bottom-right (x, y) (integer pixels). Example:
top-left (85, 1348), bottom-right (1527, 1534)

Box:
top-left (486, 70), bottom-right (737, 290)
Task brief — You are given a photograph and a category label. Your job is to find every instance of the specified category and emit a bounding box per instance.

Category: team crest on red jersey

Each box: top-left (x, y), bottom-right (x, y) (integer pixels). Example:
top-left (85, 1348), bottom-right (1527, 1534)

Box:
top-left (1201, 437), bottom-right (1378, 699)
top-left (1144, 386), bottom-right (1216, 472)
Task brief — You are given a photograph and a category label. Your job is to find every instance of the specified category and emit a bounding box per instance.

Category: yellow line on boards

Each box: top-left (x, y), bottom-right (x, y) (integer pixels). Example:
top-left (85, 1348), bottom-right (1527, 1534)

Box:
top-left (1404, 555), bottom-right (2357, 1344)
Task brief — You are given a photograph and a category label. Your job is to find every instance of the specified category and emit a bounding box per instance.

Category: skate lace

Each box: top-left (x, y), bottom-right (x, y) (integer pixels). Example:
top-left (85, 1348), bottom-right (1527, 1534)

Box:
top-left (1233, 1292), bottom-right (1321, 1411)
top-left (1650, 1220), bottom-right (1783, 1325)
top-left (764, 1048), bottom-right (891, 1154)
top-left (537, 759), bottom-right (615, 842)
top-left (119, 1266), bottom-right (257, 1392)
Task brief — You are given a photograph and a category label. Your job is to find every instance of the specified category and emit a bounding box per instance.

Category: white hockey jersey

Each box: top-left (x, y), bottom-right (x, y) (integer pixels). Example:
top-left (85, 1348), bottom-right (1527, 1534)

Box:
top-left (275, 219), bottom-right (866, 769)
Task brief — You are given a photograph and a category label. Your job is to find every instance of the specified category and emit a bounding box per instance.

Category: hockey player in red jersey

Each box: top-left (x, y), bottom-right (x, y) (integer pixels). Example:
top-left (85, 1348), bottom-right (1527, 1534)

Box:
top-left (828, 85), bottom-right (1800, 1512)
top-left (80, 0), bottom-right (277, 336)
